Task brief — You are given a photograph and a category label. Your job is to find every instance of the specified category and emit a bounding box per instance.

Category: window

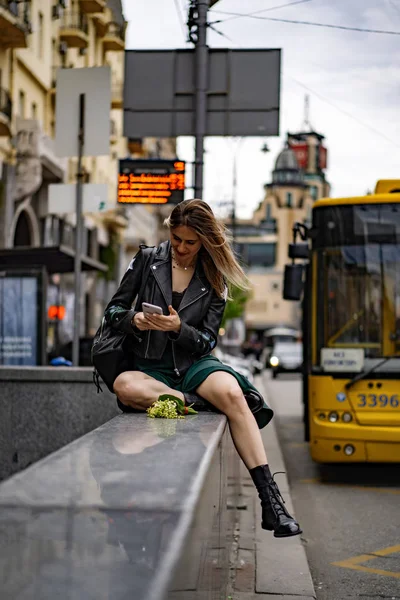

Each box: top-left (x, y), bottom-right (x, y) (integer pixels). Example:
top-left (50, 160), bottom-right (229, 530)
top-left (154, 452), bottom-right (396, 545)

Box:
top-left (238, 243), bottom-right (276, 269)
top-left (286, 192), bottom-right (293, 208)
top-left (31, 102), bottom-right (37, 119)
top-left (38, 12), bottom-right (44, 59)
top-left (309, 185), bottom-right (318, 200)
top-left (19, 90), bottom-right (25, 117)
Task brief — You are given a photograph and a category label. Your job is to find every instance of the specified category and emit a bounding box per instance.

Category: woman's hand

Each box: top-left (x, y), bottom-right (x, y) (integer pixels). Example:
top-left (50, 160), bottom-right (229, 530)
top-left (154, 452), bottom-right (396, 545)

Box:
top-left (133, 312), bottom-right (151, 331)
top-left (143, 305), bottom-right (181, 333)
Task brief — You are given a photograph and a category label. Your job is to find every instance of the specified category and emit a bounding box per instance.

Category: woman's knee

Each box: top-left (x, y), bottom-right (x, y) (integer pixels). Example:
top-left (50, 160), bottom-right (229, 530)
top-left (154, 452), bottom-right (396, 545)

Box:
top-left (113, 372), bottom-right (147, 407)
top-left (222, 385), bottom-right (248, 417)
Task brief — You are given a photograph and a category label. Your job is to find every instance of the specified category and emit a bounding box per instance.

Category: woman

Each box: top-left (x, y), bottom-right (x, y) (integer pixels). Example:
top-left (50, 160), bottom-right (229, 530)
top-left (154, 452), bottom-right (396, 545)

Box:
top-left (104, 199), bottom-right (301, 538)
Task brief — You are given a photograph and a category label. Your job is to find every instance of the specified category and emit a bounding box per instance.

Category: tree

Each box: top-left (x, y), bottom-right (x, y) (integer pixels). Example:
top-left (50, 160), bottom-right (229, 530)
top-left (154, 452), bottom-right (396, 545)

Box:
top-left (221, 285), bottom-right (251, 329)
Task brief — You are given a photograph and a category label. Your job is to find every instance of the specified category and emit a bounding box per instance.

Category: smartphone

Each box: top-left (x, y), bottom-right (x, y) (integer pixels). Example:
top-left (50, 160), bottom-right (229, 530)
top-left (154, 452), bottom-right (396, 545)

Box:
top-left (142, 302), bottom-right (163, 315)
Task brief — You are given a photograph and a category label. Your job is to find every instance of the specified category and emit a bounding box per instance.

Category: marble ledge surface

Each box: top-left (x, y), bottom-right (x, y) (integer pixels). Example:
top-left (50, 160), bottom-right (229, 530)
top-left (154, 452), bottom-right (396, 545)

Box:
top-left (0, 366), bottom-right (94, 381)
top-left (0, 413), bottom-right (227, 512)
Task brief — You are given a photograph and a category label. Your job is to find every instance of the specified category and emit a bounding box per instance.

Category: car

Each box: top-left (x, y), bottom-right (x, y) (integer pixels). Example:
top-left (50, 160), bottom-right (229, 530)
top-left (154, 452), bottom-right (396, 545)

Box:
top-left (269, 341), bottom-right (303, 378)
top-left (261, 326), bottom-right (301, 368)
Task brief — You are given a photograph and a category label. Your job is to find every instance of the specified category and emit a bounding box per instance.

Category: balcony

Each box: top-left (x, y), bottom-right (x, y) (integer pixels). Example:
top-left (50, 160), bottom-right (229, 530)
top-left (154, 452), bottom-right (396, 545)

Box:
top-left (0, 0), bottom-right (32, 48)
top-left (0, 87), bottom-right (12, 137)
top-left (103, 21), bottom-right (125, 52)
top-left (59, 11), bottom-right (89, 49)
top-left (79, 0), bottom-right (105, 13)
top-left (92, 12), bottom-right (107, 36)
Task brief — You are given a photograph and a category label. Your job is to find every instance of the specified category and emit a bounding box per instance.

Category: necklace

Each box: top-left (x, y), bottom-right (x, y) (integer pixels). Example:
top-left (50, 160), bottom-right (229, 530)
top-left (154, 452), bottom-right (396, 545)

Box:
top-left (171, 249), bottom-right (196, 271)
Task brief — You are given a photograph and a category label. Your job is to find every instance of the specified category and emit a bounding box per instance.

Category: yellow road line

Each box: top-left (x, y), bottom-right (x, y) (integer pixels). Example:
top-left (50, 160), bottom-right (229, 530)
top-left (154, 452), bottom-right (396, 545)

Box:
top-left (332, 545), bottom-right (400, 579)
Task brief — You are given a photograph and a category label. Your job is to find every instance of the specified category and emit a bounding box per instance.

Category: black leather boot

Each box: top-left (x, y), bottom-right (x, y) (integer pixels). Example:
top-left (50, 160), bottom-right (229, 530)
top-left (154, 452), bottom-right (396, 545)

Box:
top-left (249, 464), bottom-right (302, 538)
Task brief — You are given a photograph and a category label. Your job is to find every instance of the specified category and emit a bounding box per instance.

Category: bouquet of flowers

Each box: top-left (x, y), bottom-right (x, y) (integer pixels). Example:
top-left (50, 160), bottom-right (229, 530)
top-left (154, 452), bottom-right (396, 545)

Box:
top-left (147, 394), bottom-right (198, 419)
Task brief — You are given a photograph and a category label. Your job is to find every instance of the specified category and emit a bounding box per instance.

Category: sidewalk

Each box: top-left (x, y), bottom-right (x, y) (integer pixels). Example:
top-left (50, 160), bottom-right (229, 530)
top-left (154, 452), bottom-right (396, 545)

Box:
top-left (226, 375), bottom-right (316, 600)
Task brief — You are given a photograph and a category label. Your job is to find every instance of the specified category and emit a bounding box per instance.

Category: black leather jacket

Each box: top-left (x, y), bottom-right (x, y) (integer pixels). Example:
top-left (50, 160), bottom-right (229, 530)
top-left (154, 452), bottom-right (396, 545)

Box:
top-left (104, 241), bottom-right (227, 376)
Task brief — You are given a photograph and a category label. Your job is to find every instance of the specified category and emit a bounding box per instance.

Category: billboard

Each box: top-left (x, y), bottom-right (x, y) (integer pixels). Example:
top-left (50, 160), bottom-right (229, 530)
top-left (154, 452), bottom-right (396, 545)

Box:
top-left (288, 141), bottom-right (308, 169)
top-left (117, 159), bottom-right (185, 205)
top-left (318, 145), bottom-right (328, 170)
top-left (124, 49), bottom-right (281, 137)
top-left (0, 269), bottom-right (46, 366)
top-left (55, 66), bottom-right (111, 158)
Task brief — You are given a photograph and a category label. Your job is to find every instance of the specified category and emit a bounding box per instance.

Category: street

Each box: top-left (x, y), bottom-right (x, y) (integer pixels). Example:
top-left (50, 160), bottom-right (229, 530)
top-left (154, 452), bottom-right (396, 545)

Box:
top-left (263, 371), bottom-right (400, 600)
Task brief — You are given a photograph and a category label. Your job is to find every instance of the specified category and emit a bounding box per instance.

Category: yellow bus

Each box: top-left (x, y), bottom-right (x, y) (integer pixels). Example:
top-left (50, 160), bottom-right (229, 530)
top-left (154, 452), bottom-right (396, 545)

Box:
top-left (283, 180), bottom-right (400, 463)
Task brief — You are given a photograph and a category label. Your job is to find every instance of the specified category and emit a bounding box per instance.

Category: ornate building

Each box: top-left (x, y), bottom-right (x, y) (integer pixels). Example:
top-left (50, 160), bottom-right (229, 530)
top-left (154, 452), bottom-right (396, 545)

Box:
top-left (228, 130), bottom-right (330, 335)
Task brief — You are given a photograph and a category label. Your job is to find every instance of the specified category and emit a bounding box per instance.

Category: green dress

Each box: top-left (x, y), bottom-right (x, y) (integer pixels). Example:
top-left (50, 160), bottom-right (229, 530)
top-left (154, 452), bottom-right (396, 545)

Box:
top-left (128, 291), bottom-right (273, 429)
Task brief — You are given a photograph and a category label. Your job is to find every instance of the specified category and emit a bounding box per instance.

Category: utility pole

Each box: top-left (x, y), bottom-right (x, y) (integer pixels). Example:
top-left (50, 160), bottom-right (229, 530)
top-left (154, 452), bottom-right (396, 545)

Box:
top-left (72, 93), bottom-right (85, 367)
top-left (231, 149), bottom-right (237, 244)
top-left (188, 0), bottom-right (209, 199)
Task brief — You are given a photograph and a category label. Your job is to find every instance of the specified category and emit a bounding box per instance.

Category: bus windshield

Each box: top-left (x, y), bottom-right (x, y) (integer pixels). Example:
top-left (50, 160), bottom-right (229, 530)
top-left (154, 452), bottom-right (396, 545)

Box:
top-left (313, 204), bottom-right (400, 371)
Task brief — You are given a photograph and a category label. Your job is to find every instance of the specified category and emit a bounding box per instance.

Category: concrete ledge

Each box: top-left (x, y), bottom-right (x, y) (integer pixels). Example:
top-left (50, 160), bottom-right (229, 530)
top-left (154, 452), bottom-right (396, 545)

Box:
top-left (0, 365), bottom-right (96, 382)
top-left (0, 366), bottom-right (119, 481)
top-left (0, 412), bottom-right (238, 600)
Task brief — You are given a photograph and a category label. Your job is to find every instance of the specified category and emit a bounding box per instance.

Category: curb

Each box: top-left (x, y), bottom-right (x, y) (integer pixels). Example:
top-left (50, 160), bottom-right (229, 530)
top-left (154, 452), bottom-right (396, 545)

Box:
top-left (228, 375), bottom-right (316, 600)
top-left (256, 375), bottom-right (316, 598)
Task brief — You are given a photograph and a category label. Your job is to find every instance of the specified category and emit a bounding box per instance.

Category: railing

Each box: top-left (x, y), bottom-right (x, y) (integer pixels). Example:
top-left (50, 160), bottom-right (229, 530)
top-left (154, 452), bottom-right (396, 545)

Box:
top-left (60, 10), bottom-right (89, 35)
top-left (0, 0), bottom-right (29, 20)
top-left (106, 21), bottom-right (125, 41)
top-left (0, 87), bottom-right (12, 121)
top-left (0, 0), bottom-right (31, 29)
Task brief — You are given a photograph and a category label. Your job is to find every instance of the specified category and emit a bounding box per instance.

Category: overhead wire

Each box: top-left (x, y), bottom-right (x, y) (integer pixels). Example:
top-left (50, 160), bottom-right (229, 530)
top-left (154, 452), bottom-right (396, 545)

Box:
top-left (286, 75), bottom-right (400, 149)
top-left (388, 0), bottom-right (400, 15)
top-left (210, 0), bottom-right (313, 25)
top-left (206, 24), bottom-right (400, 149)
top-left (211, 10), bottom-right (400, 36)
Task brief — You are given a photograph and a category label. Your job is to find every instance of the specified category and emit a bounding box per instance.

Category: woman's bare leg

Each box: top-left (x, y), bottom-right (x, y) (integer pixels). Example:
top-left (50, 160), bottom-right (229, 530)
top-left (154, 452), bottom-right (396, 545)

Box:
top-left (196, 372), bottom-right (267, 469)
top-left (198, 372), bottom-right (302, 537)
top-left (114, 371), bottom-right (185, 410)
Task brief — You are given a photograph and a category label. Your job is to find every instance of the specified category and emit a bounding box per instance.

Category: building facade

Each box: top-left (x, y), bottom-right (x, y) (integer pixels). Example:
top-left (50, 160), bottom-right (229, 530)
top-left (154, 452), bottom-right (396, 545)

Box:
top-left (229, 131), bottom-right (330, 336)
top-left (0, 0), bottom-right (161, 362)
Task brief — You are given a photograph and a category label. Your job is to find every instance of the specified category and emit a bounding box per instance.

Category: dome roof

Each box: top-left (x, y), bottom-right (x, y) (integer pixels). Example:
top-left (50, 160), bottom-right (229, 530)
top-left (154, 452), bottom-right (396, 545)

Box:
top-left (274, 147), bottom-right (299, 171)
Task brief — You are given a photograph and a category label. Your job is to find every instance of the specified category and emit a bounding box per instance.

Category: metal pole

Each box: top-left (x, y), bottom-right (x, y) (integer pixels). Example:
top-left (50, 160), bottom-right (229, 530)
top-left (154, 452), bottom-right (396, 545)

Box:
top-left (194, 0), bottom-right (208, 199)
top-left (72, 93), bottom-right (85, 366)
top-left (231, 137), bottom-right (243, 246)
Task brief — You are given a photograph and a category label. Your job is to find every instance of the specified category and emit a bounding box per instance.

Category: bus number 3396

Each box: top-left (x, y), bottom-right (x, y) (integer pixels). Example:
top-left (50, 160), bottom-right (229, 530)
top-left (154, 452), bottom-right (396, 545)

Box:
top-left (357, 394), bottom-right (399, 408)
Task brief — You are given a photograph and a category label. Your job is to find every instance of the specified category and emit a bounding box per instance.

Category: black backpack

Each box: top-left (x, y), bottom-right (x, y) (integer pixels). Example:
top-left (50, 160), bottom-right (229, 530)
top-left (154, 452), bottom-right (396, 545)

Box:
top-left (91, 247), bottom-right (156, 393)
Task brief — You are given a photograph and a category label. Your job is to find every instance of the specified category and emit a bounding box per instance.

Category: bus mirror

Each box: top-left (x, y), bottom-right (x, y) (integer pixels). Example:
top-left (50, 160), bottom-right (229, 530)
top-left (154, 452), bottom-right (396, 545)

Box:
top-left (288, 242), bottom-right (309, 260)
top-left (283, 264), bottom-right (304, 301)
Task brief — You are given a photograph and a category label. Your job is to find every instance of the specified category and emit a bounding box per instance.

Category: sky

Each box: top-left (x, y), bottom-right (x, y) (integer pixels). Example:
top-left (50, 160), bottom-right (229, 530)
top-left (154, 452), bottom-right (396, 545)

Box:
top-left (121, 0), bottom-right (400, 218)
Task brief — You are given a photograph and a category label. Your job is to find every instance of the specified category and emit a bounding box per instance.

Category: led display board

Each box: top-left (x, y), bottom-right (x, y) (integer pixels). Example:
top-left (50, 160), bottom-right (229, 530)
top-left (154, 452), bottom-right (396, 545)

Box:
top-left (117, 159), bottom-right (185, 205)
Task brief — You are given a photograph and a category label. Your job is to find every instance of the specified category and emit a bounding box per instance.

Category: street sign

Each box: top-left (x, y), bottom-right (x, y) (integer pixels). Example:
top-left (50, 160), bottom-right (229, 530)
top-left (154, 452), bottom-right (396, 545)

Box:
top-left (55, 66), bottom-right (111, 157)
top-left (48, 183), bottom-right (108, 214)
top-left (117, 159), bottom-right (185, 205)
top-left (124, 49), bottom-right (281, 137)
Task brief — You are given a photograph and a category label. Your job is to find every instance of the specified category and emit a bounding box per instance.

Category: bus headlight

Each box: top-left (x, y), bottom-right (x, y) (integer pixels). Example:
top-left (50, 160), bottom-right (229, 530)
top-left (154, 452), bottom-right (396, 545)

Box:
top-left (328, 411), bottom-right (339, 423)
top-left (344, 444), bottom-right (355, 456)
top-left (270, 356), bottom-right (279, 367)
top-left (342, 412), bottom-right (353, 423)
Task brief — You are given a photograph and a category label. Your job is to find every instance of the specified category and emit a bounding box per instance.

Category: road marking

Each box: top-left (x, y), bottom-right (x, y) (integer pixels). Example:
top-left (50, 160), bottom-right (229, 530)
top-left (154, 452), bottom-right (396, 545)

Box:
top-left (332, 545), bottom-right (400, 579)
top-left (300, 478), bottom-right (400, 494)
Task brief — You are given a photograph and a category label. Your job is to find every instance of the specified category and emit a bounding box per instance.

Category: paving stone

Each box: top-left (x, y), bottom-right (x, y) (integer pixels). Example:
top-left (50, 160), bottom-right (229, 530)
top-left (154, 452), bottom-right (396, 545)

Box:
top-left (234, 548), bottom-right (256, 592)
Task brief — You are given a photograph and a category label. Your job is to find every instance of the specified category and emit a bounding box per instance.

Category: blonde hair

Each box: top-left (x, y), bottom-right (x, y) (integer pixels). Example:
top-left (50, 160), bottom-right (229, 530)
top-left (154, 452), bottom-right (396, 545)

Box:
top-left (164, 199), bottom-right (250, 298)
